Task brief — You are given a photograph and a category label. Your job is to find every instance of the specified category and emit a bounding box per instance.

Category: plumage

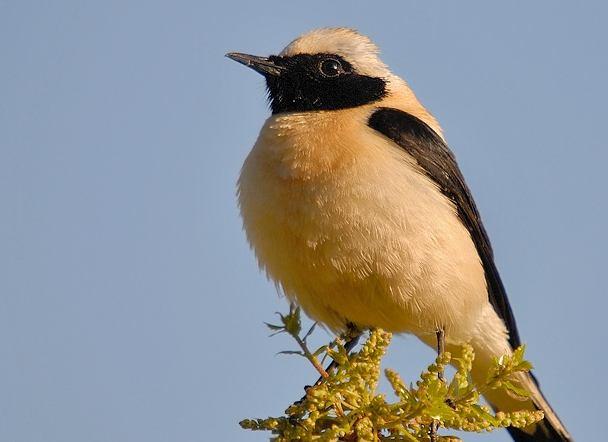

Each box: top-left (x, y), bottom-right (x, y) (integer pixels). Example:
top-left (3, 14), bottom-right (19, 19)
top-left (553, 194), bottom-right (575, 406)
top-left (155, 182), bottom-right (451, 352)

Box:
top-left (367, 107), bottom-right (521, 349)
top-left (229, 27), bottom-right (572, 441)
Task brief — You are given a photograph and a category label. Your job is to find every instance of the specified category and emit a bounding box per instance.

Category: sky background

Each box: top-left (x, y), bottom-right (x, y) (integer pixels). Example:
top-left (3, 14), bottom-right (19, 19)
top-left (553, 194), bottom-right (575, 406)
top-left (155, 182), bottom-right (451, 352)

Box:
top-left (1, 1), bottom-right (606, 441)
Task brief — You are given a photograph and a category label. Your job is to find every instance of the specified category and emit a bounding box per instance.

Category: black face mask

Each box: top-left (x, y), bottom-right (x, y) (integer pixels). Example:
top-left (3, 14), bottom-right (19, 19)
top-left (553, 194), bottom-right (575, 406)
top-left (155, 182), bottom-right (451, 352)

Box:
top-left (264, 54), bottom-right (387, 114)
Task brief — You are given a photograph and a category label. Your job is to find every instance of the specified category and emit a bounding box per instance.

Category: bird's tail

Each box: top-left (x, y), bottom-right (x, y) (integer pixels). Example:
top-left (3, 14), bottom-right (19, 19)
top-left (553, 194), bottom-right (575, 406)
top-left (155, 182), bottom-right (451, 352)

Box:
top-left (467, 336), bottom-right (573, 442)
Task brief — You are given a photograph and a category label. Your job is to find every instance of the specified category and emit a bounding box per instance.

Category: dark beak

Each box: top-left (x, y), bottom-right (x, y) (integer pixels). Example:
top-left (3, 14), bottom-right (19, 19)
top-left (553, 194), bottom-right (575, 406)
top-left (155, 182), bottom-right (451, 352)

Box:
top-left (225, 52), bottom-right (284, 77)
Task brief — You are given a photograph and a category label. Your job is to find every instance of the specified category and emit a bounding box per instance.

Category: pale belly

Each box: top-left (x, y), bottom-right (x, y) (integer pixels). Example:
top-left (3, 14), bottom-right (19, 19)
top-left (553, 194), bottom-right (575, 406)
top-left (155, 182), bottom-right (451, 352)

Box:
top-left (236, 112), bottom-right (558, 438)
top-left (238, 116), bottom-right (488, 343)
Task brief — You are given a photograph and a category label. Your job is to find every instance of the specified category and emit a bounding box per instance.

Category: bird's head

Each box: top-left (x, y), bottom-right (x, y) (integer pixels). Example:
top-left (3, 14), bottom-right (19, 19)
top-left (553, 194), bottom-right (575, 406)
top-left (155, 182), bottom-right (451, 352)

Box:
top-left (226, 28), bottom-right (401, 114)
top-left (227, 28), bottom-right (441, 135)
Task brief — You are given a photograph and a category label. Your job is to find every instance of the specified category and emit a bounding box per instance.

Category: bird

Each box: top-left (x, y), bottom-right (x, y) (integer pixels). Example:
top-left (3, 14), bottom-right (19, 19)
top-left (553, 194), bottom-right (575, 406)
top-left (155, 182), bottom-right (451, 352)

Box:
top-left (227, 28), bottom-right (572, 441)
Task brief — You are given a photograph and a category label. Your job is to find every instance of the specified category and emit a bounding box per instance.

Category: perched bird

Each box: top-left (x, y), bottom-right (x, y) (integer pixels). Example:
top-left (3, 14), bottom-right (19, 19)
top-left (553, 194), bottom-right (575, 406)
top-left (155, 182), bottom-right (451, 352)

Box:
top-left (227, 28), bottom-right (572, 441)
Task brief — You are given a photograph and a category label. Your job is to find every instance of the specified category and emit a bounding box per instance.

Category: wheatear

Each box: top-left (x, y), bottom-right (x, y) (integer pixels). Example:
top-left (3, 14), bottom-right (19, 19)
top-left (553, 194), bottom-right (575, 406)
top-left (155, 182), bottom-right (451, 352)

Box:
top-left (228, 28), bottom-right (572, 441)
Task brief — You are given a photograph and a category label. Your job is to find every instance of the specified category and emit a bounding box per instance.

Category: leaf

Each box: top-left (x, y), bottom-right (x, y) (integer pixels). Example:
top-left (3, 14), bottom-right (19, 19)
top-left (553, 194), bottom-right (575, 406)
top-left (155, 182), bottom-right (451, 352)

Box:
top-left (515, 360), bottom-right (533, 372)
top-left (312, 345), bottom-right (328, 357)
top-left (512, 345), bottom-right (526, 362)
top-left (265, 322), bottom-right (284, 330)
top-left (244, 309), bottom-right (544, 440)
top-left (502, 380), bottom-right (531, 401)
top-left (276, 350), bottom-right (305, 357)
top-left (302, 322), bottom-right (317, 341)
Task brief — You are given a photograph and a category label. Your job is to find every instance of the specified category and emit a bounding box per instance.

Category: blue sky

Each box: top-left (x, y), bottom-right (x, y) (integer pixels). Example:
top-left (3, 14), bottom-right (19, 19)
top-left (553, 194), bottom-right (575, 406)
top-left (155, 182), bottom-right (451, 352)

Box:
top-left (1, 2), bottom-right (606, 441)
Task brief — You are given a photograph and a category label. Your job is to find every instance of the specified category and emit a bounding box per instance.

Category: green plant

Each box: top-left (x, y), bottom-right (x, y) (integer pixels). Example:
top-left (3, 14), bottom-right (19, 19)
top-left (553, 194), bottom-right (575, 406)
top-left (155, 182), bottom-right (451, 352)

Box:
top-left (240, 306), bottom-right (543, 441)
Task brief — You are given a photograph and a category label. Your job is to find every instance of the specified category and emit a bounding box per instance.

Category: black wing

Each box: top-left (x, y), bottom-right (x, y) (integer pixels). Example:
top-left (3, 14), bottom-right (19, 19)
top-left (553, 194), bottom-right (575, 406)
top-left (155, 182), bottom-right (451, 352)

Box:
top-left (368, 107), bottom-right (521, 349)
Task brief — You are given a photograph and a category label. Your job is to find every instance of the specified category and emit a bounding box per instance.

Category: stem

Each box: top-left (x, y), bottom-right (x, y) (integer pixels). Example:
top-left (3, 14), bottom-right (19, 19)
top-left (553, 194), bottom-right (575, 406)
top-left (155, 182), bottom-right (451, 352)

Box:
top-left (293, 333), bottom-right (345, 417)
top-left (294, 335), bottom-right (329, 379)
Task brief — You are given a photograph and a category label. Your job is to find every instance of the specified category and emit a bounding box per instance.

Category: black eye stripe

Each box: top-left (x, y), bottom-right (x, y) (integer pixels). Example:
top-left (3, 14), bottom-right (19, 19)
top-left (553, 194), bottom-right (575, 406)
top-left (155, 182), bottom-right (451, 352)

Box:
top-left (265, 53), bottom-right (386, 113)
top-left (270, 54), bottom-right (353, 73)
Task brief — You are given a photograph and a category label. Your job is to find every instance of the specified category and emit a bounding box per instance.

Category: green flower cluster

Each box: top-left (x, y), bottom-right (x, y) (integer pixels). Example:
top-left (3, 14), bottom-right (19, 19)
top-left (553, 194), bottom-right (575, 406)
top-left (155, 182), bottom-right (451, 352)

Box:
top-left (240, 307), bottom-right (543, 441)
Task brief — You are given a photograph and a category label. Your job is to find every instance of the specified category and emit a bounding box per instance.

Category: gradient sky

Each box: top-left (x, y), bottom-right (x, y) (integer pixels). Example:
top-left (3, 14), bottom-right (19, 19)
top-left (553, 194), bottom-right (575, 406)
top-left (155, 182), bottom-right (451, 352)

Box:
top-left (1, 2), bottom-right (606, 441)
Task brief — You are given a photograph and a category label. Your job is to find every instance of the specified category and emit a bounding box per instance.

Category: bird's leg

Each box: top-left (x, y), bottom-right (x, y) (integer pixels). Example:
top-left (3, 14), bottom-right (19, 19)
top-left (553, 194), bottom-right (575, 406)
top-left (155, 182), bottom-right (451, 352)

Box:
top-left (314, 328), bottom-right (362, 386)
top-left (428, 327), bottom-right (446, 441)
top-left (298, 324), bottom-right (361, 402)
top-left (429, 420), bottom-right (440, 442)
top-left (435, 326), bottom-right (445, 382)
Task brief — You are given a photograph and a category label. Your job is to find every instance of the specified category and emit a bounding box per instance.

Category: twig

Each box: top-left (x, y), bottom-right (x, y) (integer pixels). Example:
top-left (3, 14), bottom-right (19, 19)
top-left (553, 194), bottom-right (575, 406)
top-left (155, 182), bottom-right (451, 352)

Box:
top-left (293, 334), bottom-right (329, 379)
top-left (293, 334), bottom-right (346, 417)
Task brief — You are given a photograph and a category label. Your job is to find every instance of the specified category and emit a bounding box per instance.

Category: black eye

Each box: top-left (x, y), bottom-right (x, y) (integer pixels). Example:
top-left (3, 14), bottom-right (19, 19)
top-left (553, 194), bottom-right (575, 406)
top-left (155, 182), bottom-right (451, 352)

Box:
top-left (319, 58), bottom-right (342, 77)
